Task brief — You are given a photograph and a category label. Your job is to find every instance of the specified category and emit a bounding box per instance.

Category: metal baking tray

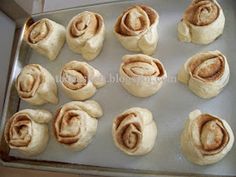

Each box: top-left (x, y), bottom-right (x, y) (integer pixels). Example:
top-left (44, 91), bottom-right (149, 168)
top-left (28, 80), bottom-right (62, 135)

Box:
top-left (1, 0), bottom-right (236, 176)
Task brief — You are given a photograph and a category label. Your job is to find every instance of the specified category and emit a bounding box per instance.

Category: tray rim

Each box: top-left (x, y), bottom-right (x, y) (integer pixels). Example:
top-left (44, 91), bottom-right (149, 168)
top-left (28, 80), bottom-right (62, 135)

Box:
top-left (0, 1), bottom-right (234, 176)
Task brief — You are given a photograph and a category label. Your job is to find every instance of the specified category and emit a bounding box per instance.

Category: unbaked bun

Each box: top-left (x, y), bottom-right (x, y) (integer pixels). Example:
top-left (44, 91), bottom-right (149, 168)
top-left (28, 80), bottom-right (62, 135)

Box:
top-left (178, 50), bottom-right (229, 99)
top-left (112, 107), bottom-right (157, 156)
top-left (181, 109), bottom-right (234, 165)
top-left (4, 109), bottom-right (52, 156)
top-left (114, 5), bottom-right (159, 55)
top-left (120, 54), bottom-right (167, 97)
top-left (177, 0), bottom-right (225, 44)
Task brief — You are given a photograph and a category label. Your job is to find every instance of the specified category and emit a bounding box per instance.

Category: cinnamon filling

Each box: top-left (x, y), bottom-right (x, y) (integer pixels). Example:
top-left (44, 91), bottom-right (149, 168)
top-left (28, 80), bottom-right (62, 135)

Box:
top-left (115, 113), bottom-right (142, 150)
top-left (70, 12), bottom-right (100, 39)
top-left (17, 64), bottom-right (43, 98)
top-left (188, 54), bottom-right (224, 82)
top-left (29, 20), bottom-right (50, 43)
top-left (115, 5), bottom-right (158, 36)
top-left (184, 0), bottom-right (219, 26)
top-left (194, 114), bottom-right (229, 155)
top-left (122, 124), bottom-right (141, 149)
top-left (62, 69), bottom-right (87, 90)
top-left (54, 108), bottom-right (81, 145)
top-left (6, 114), bottom-right (32, 147)
top-left (61, 62), bottom-right (90, 90)
top-left (122, 56), bottom-right (164, 77)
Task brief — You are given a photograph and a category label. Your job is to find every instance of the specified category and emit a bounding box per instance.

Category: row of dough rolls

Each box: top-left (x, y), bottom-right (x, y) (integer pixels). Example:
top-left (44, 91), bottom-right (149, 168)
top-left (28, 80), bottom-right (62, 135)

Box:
top-left (112, 107), bottom-right (234, 164)
top-left (4, 100), bottom-right (102, 156)
top-left (4, 104), bottom-right (158, 157)
top-left (15, 61), bottom-right (106, 105)
top-left (15, 53), bottom-right (168, 106)
top-left (24, 0), bottom-right (226, 62)
top-left (100, 50), bottom-right (228, 99)
top-left (15, 49), bottom-right (230, 106)
top-left (25, 4), bottom-right (159, 61)
top-left (24, 11), bottom-right (105, 61)
top-left (5, 106), bottom-right (234, 166)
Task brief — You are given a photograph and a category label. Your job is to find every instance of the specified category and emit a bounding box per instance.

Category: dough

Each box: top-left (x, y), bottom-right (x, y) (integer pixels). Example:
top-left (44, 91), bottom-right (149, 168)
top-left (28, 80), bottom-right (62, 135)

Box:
top-left (66, 11), bottom-right (105, 60)
top-left (177, 0), bottom-right (225, 44)
top-left (114, 5), bottom-right (159, 55)
top-left (60, 61), bottom-right (106, 100)
top-left (24, 18), bottom-right (65, 60)
top-left (178, 50), bottom-right (229, 99)
top-left (181, 109), bottom-right (234, 165)
top-left (53, 100), bottom-right (103, 151)
top-left (15, 64), bottom-right (58, 105)
top-left (4, 109), bottom-right (52, 156)
top-left (112, 107), bottom-right (157, 155)
top-left (120, 54), bottom-right (167, 97)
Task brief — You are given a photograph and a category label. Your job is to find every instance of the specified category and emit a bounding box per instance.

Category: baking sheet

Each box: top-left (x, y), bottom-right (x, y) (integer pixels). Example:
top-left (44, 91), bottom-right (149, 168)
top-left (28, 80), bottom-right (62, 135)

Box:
top-left (0, 11), bottom-right (16, 116)
top-left (9, 0), bottom-right (236, 176)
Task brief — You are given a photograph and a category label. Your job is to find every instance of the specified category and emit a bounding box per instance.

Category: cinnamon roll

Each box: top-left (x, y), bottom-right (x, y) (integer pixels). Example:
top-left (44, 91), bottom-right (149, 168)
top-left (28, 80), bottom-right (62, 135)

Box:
top-left (112, 107), bottom-right (157, 156)
top-left (24, 18), bottom-right (66, 60)
top-left (120, 54), bottom-right (167, 97)
top-left (66, 11), bottom-right (105, 60)
top-left (178, 50), bottom-right (229, 99)
top-left (114, 5), bottom-right (159, 55)
top-left (4, 109), bottom-right (52, 156)
top-left (181, 109), bottom-right (234, 165)
top-left (53, 100), bottom-right (103, 151)
top-left (60, 61), bottom-right (106, 100)
top-left (15, 64), bottom-right (58, 105)
top-left (177, 0), bottom-right (225, 44)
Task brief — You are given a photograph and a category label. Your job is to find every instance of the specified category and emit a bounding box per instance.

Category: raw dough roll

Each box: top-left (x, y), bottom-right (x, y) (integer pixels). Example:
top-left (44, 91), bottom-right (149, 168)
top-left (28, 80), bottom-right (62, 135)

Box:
top-left (4, 109), bottom-right (52, 156)
top-left (114, 5), bottom-right (159, 55)
top-left (24, 18), bottom-right (66, 60)
top-left (120, 54), bottom-right (167, 97)
top-left (66, 11), bottom-right (105, 60)
top-left (53, 100), bottom-right (103, 151)
top-left (112, 107), bottom-right (157, 156)
top-left (15, 64), bottom-right (58, 105)
top-left (178, 50), bottom-right (229, 99)
top-left (177, 0), bottom-right (225, 44)
top-left (60, 61), bottom-right (106, 100)
top-left (181, 109), bottom-right (234, 165)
